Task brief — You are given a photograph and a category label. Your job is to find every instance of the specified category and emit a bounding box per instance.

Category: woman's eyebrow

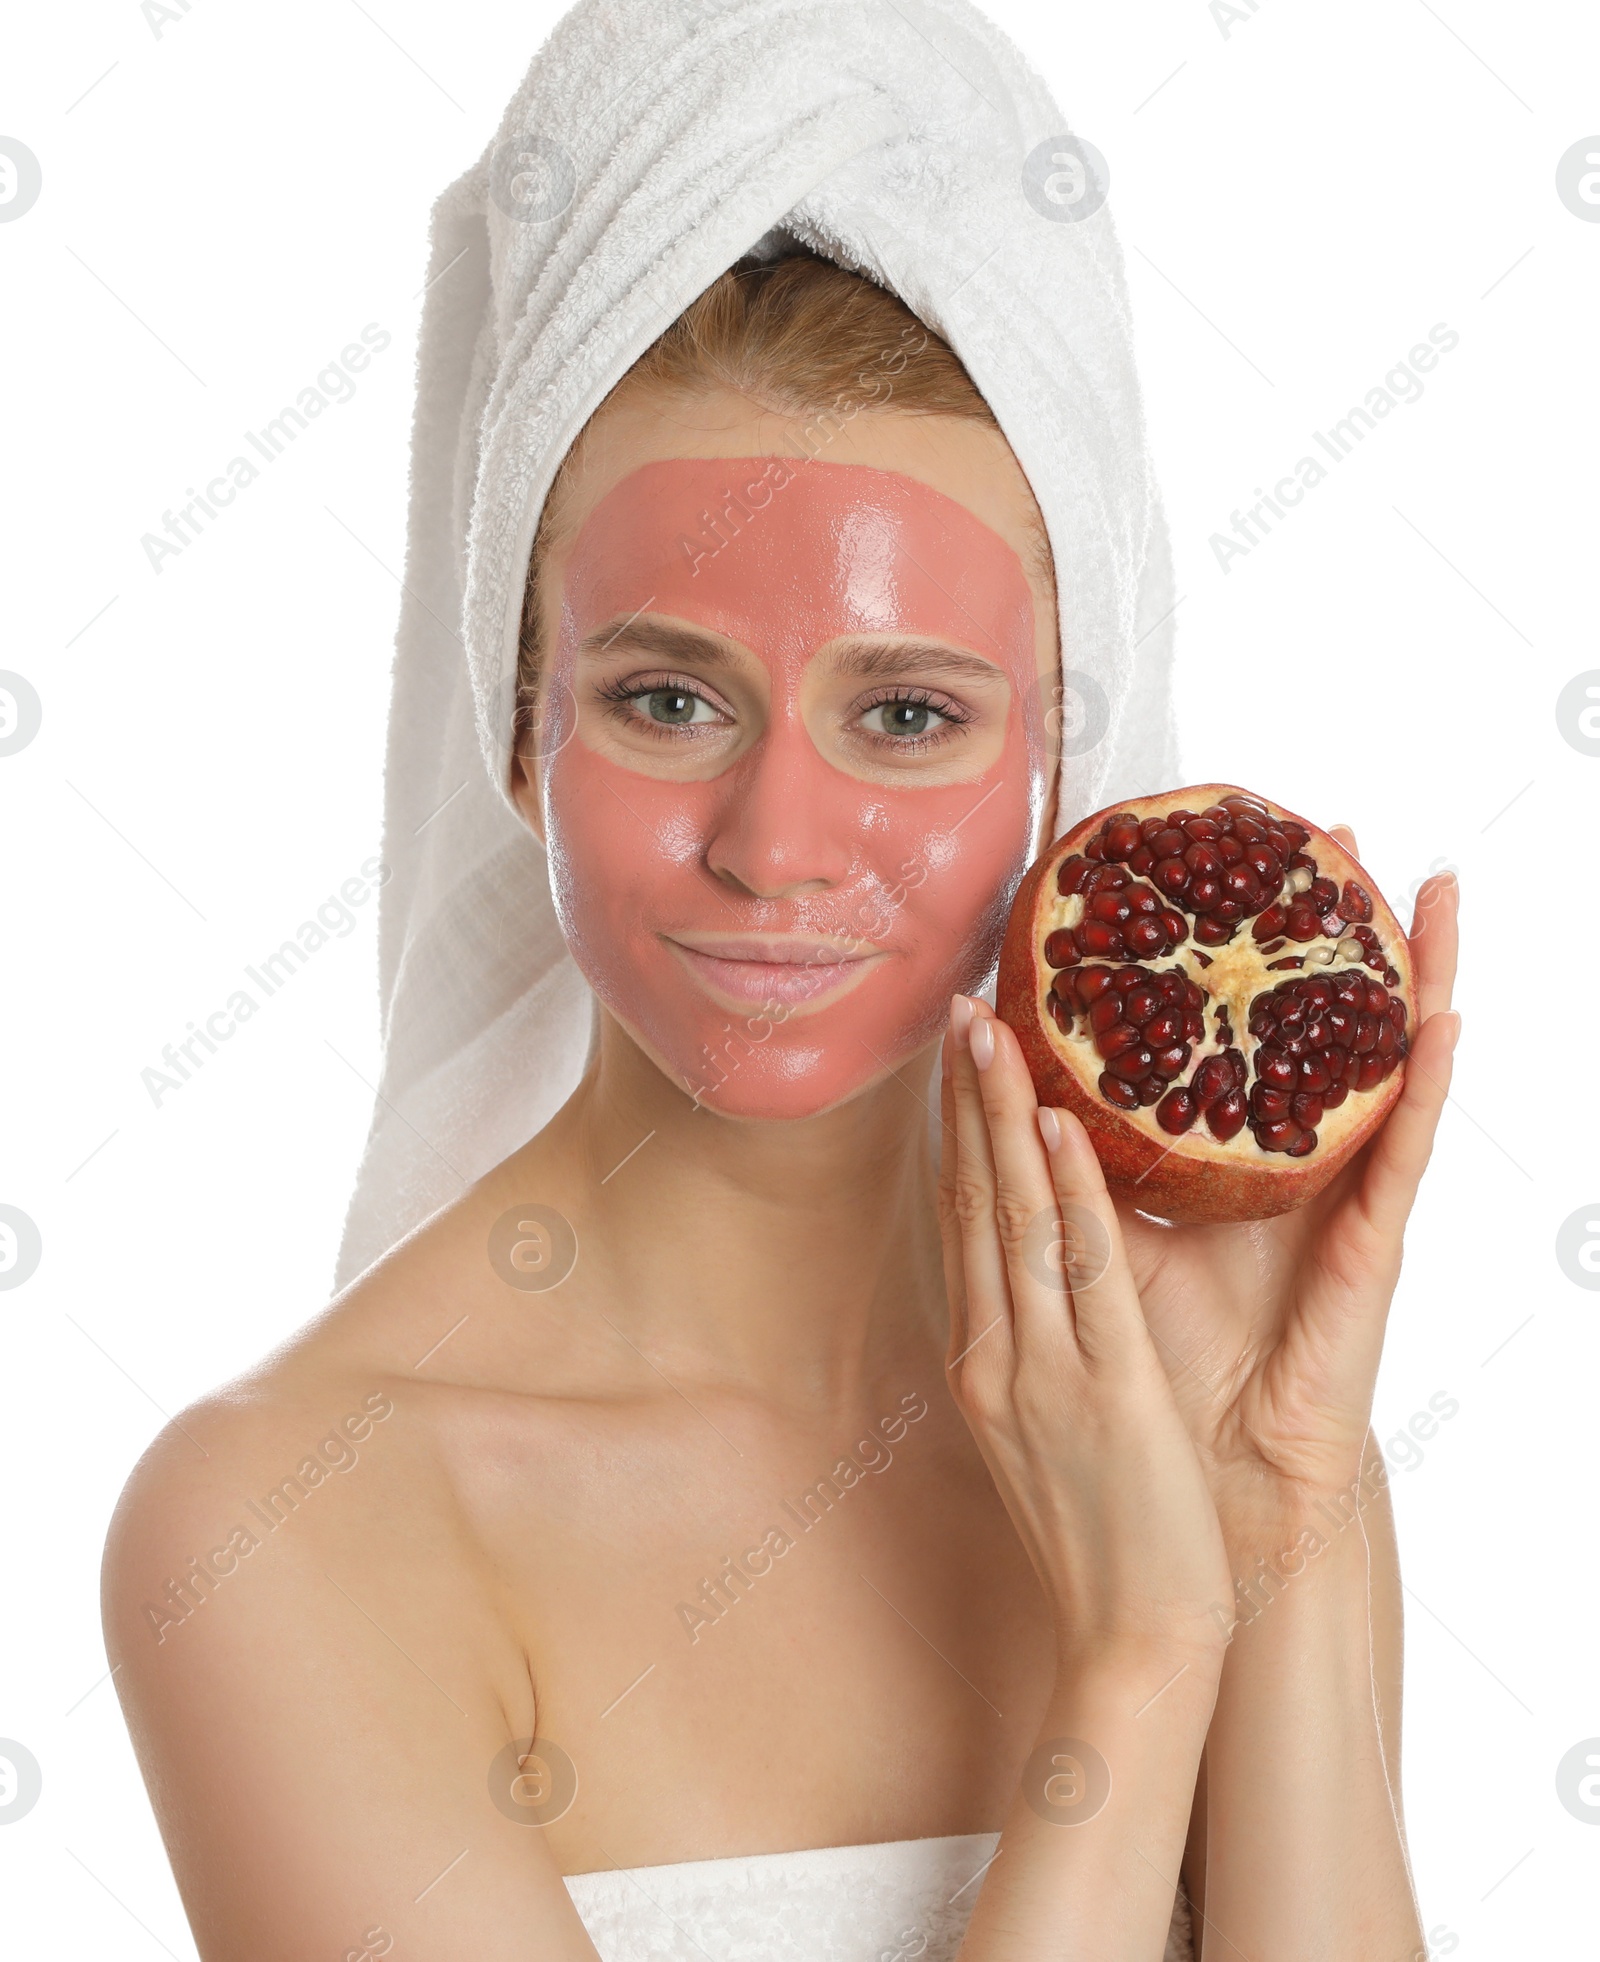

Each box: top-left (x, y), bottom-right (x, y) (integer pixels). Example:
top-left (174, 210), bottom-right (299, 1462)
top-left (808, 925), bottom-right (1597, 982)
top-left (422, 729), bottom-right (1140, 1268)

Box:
top-left (822, 640), bottom-right (1006, 684)
top-left (577, 615), bottom-right (749, 669)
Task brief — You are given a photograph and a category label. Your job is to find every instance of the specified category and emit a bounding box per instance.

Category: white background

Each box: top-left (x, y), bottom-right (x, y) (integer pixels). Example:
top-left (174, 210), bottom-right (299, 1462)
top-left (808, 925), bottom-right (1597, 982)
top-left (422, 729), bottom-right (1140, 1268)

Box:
top-left (3, 1), bottom-right (1597, 1955)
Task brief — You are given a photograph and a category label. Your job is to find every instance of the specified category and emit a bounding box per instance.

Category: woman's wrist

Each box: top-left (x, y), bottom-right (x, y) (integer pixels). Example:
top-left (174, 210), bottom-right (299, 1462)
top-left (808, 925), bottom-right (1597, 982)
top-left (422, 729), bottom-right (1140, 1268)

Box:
top-left (1049, 1626), bottom-right (1229, 1711)
top-left (1208, 1434), bottom-right (1389, 1572)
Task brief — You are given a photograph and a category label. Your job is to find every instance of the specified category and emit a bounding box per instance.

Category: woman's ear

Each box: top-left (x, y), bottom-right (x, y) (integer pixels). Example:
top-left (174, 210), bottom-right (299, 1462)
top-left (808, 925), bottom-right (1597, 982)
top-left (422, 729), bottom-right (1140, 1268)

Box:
top-left (509, 748), bottom-right (547, 846)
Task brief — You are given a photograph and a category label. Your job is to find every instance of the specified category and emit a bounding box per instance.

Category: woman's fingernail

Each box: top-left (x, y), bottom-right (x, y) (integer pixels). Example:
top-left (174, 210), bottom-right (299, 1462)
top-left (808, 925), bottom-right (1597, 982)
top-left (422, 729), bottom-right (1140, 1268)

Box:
top-left (1036, 1107), bottom-right (1062, 1153)
top-left (1443, 1010), bottom-right (1463, 1051)
top-left (949, 994), bottom-right (975, 1045)
top-left (969, 1015), bottom-right (995, 1071)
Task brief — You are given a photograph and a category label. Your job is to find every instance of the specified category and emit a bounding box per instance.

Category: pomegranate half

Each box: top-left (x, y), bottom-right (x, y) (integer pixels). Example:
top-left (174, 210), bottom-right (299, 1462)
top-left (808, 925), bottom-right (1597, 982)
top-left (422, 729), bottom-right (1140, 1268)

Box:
top-left (996, 785), bottom-right (1418, 1222)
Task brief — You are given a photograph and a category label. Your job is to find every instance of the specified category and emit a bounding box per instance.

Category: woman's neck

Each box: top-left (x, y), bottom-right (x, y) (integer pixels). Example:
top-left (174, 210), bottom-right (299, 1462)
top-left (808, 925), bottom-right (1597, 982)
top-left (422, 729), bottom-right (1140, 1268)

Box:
top-left (510, 1014), bottom-right (950, 1410)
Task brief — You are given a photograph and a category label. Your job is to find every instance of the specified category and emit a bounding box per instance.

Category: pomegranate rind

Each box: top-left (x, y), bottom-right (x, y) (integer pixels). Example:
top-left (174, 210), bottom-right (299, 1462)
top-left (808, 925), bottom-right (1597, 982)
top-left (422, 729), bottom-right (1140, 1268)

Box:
top-left (996, 783), bottom-right (1418, 1224)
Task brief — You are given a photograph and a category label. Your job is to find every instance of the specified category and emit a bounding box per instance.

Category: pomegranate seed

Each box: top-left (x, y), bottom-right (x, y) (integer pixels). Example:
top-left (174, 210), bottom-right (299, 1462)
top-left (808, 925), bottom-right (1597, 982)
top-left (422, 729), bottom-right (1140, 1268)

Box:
top-left (1124, 985), bottom-right (1161, 1025)
top-left (1124, 917), bottom-right (1165, 957)
top-left (1256, 1117), bottom-right (1301, 1152)
top-left (1310, 876), bottom-right (1339, 912)
top-left (1139, 816), bottom-right (1166, 843)
top-left (1159, 909), bottom-right (1189, 944)
top-left (1286, 1129), bottom-right (1318, 1157)
top-left (1281, 822), bottom-right (1310, 849)
top-left (1089, 995), bottom-right (1123, 1034)
top-left (1193, 1056), bottom-right (1234, 1106)
top-left (1076, 968), bottom-right (1115, 1002)
top-left (1323, 1080), bottom-right (1349, 1108)
top-left (1290, 1092), bottom-right (1324, 1126)
top-left (1217, 835), bottom-right (1245, 866)
top-left (1205, 1089), bottom-right (1248, 1141)
top-left (1088, 890), bottom-right (1128, 924)
top-left (1265, 956), bottom-right (1303, 970)
top-left (1354, 1054), bottom-right (1385, 1091)
top-left (1151, 827), bottom-right (1186, 858)
top-left (1184, 843), bottom-right (1224, 879)
top-left (1286, 901), bottom-right (1321, 941)
top-left (1258, 1052), bottom-right (1297, 1089)
top-left (1098, 1071), bottom-right (1139, 1109)
top-left (1193, 915), bottom-right (1234, 945)
top-left (1144, 1010), bottom-right (1182, 1047)
top-left (1375, 1021), bottom-right (1398, 1059)
top-left (1097, 1026), bottom-right (1141, 1063)
top-left (1252, 905), bottom-right (1286, 941)
top-left (1190, 950), bottom-right (1213, 969)
top-left (1043, 928), bottom-right (1078, 968)
top-left (1337, 880), bottom-right (1373, 923)
top-left (1153, 856), bottom-right (1190, 896)
top-left (1156, 1087), bottom-right (1198, 1134)
top-left (1079, 920), bottom-right (1121, 957)
top-left (1128, 845), bottom-right (1155, 875)
top-left (1152, 1043), bottom-right (1191, 1077)
top-left (1183, 1011), bottom-right (1205, 1041)
top-left (1103, 816), bottom-right (1142, 858)
top-left (1136, 1075), bottom-right (1166, 1106)
top-left (1251, 1083), bottom-right (1292, 1119)
top-left (1383, 966), bottom-right (1400, 987)
top-left (1107, 1046), bottom-right (1155, 1081)
top-left (1056, 855), bottom-right (1089, 895)
top-left (1084, 837), bottom-right (1103, 861)
top-left (1223, 865), bottom-right (1261, 902)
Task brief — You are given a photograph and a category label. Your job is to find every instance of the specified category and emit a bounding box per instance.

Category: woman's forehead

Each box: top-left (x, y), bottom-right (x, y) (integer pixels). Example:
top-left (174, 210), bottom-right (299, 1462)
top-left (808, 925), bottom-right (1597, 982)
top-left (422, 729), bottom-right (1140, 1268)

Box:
top-left (560, 456), bottom-right (1037, 675)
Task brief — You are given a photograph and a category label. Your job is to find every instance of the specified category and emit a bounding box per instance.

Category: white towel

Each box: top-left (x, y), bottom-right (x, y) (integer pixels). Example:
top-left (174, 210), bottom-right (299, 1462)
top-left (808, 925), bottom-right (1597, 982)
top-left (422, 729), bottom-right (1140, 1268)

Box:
top-left (333, 0), bottom-right (1180, 1288)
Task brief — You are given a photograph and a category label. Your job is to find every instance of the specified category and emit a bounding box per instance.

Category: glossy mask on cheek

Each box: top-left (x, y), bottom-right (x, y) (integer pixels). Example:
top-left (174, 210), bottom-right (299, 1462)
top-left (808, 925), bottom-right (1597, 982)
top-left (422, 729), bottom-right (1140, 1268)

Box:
top-left (542, 456), bottom-right (1046, 1116)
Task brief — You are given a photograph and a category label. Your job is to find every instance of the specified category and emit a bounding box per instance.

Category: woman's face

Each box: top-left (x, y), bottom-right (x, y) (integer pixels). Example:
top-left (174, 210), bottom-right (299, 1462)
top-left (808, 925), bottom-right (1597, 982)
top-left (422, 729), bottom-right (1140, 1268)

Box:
top-left (514, 388), bottom-right (1059, 1118)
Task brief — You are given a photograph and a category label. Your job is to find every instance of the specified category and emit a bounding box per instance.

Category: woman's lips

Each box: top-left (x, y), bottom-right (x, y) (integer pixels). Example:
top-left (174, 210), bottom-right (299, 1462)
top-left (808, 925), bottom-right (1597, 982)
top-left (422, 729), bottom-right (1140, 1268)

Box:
top-left (664, 934), bottom-right (884, 1011)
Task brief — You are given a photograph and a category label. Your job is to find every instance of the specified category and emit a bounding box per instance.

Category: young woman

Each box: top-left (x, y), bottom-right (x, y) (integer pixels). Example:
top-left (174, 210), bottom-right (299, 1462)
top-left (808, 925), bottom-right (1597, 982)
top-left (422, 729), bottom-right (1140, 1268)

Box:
top-left (101, 0), bottom-right (1464, 1949)
top-left (102, 247), bottom-right (1459, 1962)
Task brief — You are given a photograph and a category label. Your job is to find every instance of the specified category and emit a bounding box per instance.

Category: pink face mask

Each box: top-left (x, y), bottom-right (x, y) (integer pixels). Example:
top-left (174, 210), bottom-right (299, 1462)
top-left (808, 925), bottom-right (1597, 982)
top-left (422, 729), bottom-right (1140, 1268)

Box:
top-left (536, 455), bottom-right (1047, 1117)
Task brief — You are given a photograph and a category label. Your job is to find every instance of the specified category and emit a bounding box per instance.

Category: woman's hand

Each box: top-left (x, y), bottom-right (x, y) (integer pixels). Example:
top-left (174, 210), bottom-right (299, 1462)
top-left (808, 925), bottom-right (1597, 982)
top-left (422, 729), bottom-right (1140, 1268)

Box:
top-left (938, 993), bottom-right (1231, 1665)
top-left (1117, 856), bottom-right (1461, 1533)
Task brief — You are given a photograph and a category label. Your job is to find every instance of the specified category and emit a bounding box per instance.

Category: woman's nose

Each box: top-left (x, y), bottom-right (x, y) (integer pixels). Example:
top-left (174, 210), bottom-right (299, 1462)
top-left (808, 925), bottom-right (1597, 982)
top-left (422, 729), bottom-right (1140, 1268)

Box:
top-left (703, 723), bottom-right (860, 900)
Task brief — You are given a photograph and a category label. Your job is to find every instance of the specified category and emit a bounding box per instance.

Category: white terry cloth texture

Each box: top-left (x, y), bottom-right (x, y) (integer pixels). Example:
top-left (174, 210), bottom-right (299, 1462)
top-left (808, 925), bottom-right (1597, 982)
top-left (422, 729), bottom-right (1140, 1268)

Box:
top-left (561, 1831), bottom-right (1196, 1960)
top-left (333, 0), bottom-right (1181, 1289)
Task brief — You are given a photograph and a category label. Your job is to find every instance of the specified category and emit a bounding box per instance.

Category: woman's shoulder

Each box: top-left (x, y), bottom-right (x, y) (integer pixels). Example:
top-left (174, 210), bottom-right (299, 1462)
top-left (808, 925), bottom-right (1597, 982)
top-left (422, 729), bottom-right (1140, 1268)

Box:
top-left (101, 1213), bottom-right (527, 1663)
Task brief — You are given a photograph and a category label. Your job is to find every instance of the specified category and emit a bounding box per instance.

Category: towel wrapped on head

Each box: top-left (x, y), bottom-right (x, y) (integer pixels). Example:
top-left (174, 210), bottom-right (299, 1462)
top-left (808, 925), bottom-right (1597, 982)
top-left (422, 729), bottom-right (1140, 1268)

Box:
top-left (334, 0), bottom-right (1180, 1289)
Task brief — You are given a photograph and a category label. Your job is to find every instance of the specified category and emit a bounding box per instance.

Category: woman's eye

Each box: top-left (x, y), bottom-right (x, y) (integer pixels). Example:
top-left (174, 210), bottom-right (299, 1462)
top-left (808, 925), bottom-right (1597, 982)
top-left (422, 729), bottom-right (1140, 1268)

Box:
top-left (861, 699), bottom-right (950, 740)
top-left (633, 687), bottom-right (720, 727)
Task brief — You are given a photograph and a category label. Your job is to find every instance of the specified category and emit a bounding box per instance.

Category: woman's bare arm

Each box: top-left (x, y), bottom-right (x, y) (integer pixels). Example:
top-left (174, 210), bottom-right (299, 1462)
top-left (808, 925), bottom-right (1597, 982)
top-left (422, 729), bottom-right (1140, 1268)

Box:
top-left (939, 998), bottom-right (1232, 1960)
top-left (102, 1391), bottom-right (600, 1962)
